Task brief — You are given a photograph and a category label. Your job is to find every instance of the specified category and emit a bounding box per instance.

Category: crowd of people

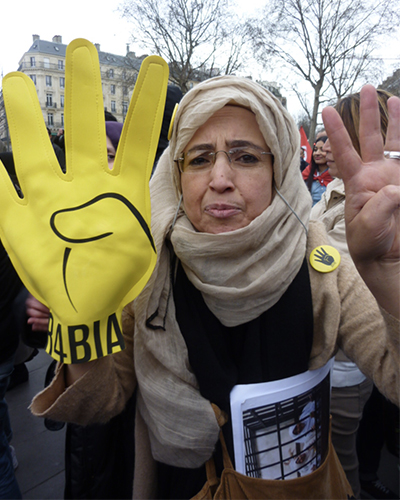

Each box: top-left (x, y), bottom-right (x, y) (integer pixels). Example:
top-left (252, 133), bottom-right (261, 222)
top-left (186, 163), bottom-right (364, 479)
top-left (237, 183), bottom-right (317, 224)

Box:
top-left (0, 38), bottom-right (399, 500)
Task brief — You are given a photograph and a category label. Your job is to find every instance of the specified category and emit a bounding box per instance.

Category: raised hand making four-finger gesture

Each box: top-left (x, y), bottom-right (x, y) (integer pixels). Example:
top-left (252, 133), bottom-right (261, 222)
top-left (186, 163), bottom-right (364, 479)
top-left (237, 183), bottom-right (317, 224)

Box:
top-left (322, 85), bottom-right (400, 318)
top-left (0, 39), bottom-right (169, 363)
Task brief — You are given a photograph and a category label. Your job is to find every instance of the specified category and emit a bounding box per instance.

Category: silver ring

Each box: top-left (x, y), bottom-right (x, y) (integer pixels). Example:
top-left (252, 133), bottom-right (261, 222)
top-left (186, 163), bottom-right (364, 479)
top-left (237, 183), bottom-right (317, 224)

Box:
top-left (384, 151), bottom-right (400, 160)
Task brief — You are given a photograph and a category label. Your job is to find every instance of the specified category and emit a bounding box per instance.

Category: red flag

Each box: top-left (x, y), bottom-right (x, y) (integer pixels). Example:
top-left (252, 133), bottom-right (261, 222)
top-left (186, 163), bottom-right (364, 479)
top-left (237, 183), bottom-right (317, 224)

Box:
top-left (299, 126), bottom-right (312, 164)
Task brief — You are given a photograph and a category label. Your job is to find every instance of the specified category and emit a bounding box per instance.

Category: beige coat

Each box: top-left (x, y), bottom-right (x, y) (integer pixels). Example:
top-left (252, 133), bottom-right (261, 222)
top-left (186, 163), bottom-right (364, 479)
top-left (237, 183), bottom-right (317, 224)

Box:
top-left (31, 221), bottom-right (399, 498)
top-left (310, 178), bottom-right (347, 254)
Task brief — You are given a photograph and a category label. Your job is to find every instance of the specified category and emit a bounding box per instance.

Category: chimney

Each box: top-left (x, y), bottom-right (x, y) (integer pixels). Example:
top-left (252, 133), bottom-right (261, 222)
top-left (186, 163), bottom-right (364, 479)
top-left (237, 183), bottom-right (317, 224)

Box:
top-left (52, 35), bottom-right (62, 44)
top-left (32, 34), bottom-right (40, 42)
top-left (94, 43), bottom-right (100, 52)
top-left (126, 44), bottom-right (130, 55)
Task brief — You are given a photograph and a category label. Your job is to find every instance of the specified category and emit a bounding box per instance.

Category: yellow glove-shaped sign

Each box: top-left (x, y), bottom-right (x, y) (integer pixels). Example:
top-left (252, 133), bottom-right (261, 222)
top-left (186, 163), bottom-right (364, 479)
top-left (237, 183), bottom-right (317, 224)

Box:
top-left (0, 39), bottom-right (169, 363)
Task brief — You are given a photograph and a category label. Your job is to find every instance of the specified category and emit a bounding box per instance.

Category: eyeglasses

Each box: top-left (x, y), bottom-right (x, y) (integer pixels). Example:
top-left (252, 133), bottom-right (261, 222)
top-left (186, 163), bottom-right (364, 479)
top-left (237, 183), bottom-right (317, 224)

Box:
top-left (175, 147), bottom-right (273, 173)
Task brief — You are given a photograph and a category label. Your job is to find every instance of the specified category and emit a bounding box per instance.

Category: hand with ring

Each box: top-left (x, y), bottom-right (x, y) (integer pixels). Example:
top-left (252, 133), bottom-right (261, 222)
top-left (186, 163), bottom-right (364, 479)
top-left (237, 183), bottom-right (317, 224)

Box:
top-left (322, 85), bottom-right (400, 319)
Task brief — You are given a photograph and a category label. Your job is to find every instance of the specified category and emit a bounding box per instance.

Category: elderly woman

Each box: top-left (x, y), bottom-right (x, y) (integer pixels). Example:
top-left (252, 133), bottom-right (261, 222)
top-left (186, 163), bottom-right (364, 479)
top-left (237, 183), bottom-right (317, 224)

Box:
top-left (30, 77), bottom-right (399, 499)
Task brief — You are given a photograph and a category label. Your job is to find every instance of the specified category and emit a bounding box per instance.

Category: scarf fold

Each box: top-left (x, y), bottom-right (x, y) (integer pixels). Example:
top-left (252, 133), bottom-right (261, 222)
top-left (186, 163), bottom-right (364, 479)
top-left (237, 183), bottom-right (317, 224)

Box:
top-left (171, 195), bottom-right (306, 326)
top-left (130, 76), bottom-right (312, 467)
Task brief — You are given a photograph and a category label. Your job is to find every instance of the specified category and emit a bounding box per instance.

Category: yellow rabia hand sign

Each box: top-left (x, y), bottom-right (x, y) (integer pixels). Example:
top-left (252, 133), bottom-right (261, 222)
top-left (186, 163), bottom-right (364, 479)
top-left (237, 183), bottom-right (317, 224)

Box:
top-left (0, 39), bottom-right (169, 364)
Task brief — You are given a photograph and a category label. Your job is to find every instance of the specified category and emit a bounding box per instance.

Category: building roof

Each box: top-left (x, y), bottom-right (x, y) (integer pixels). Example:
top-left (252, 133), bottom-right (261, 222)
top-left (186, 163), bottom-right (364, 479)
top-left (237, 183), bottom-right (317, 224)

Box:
top-left (380, 68), bottom-right (400, 97)
top-left (24, 39), bottom-right (67, 58)
top-left (20, 36), bottom-right (143, 72)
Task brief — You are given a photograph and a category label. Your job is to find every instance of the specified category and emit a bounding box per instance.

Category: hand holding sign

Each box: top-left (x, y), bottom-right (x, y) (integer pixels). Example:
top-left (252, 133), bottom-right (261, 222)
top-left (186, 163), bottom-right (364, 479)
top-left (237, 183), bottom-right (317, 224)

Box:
top-left (0, 39), bottom-right (169, 362)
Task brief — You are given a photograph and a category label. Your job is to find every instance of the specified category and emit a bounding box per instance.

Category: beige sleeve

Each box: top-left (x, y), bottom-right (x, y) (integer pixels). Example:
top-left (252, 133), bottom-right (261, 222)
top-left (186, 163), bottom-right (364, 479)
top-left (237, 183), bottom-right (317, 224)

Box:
top-left (307, 221), bottom-right (399, 406)
top-left (30, 305), bottom-right (137, 426)
top-left (325, 217), bottom-right (348, 255)
top-left (335, 256), bottom-right (399, 405)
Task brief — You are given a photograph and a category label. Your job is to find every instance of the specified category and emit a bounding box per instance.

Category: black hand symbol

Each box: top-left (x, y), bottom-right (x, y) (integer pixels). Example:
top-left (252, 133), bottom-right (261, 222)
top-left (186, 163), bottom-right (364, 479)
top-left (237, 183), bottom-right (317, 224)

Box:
top-left (314, 247), bottom-right (335, 266)
top-left (50, 192), bottom-right (155, 311)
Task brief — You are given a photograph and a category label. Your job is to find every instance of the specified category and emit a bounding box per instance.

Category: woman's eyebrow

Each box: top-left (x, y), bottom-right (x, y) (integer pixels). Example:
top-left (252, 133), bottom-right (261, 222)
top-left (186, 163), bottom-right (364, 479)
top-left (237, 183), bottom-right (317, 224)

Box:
top-left (186, 140), bottom-right (266, 153)
top-left (227, 140), bottom-right (265, 150)
top-left (186, 143), bottom-right (214, 153)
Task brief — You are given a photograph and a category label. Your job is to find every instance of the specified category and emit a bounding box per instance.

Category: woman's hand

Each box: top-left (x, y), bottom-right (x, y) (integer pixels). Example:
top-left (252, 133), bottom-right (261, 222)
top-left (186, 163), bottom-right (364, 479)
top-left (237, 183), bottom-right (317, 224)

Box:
top-left (322, 85), bottom-right (400, 318)
top-left (26, 292), bottom-right (96, 385)
top-left (26, 293), bottom-right (50, 332)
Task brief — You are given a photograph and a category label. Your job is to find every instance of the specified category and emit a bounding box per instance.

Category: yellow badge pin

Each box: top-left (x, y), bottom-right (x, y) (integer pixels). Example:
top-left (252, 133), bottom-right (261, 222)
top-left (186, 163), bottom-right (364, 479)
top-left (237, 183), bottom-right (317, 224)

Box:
top-left (310, 245), bottom-right (341, 273)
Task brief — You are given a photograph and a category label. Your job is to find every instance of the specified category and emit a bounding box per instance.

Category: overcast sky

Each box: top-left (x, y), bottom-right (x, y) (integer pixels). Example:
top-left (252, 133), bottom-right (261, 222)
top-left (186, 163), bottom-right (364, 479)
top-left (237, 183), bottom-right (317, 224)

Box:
top-left (0, 1), bottom-right (134, 77)
top-left (1, 0), bottom-right (399, 118)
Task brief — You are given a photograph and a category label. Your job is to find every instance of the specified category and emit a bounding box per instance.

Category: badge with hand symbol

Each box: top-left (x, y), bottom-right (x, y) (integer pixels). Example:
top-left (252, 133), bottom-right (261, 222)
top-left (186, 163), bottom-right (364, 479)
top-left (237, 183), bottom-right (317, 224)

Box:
top-left (0, 39), bottom-right (169, 363)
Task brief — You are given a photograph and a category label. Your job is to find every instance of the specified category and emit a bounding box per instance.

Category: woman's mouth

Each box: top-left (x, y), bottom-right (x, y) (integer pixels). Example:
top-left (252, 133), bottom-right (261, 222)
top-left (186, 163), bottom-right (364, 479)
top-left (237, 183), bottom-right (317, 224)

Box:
top-left (204, 204), bottom-right (241, 218)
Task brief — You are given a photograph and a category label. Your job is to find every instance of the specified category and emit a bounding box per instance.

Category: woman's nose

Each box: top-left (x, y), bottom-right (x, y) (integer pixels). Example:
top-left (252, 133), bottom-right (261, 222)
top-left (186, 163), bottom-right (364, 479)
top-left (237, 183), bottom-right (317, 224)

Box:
top-left (209, 153), bottom-right (235, 190)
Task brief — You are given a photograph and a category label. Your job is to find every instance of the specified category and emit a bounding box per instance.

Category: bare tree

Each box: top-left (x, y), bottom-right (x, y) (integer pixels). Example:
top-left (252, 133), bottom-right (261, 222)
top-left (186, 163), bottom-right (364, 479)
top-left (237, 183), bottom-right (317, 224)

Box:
top-left (247, 0), bottom-right (400, 142)
top-left (118, 0), bottom-right (246, 93)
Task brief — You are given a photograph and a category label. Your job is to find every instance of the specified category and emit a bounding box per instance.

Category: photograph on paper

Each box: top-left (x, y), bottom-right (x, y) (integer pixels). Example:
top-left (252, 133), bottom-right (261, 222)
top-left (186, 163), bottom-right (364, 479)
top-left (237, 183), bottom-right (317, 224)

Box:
top-left (230, 360), bottom-right (333, 480)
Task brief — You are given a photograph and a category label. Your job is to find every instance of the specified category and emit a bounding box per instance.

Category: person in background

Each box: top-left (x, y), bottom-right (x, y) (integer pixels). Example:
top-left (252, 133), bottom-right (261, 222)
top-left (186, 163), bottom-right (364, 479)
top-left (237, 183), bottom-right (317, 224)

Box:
top-left (300, 146), bottom-right (308, 171)
top-left (104, 110), bottom-right (118, 122)
top-left (52, 128), bottom-right (65, 153)
top-left (0, 153), bottom-right (44, 395)
top-left (302, 135), bottom-right (333, 205)
top-left (47, 127), bottom-right (66, 172)
top-left (153, 85), bottom-right (183, 173)
top-left (0, 241), bottom-right (23, 499)
top-left (356, 385), bottom-right (399, 499)
top-left (105, 121), bottom-right (123, 169)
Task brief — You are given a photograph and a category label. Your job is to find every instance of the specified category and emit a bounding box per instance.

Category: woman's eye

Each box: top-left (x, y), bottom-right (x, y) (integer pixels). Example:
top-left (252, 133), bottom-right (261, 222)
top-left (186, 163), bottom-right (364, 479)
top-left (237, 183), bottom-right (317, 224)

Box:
top-left (188, 154), bottom-right (212, 167)
top-left (234, 151), bottom-right (259, 164)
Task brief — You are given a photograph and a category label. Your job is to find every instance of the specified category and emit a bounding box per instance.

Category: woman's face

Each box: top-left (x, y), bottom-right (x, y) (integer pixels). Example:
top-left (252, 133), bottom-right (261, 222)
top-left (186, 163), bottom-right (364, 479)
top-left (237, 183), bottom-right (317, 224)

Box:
top-left (313, 140), bottom-right (327, 169)
top-left (323, 138), bottom-right (341, 178)
top-left (106, 136), bottom-right (116, 169)
top-left (180, 106), bottom-right (274, 234)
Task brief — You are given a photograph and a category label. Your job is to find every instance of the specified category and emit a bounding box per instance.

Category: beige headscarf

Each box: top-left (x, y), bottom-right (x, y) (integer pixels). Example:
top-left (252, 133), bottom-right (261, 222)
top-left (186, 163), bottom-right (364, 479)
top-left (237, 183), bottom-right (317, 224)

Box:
top-left (131, 76), bottom-right (312, 468)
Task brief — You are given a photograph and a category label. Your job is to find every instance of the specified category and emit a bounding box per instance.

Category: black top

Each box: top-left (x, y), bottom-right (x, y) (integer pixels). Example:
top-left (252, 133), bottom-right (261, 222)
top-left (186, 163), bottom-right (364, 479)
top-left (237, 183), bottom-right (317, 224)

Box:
top-left (157, 258), bottom-right (314, 499)
top-left (0, 240), bottom-right (24, 362)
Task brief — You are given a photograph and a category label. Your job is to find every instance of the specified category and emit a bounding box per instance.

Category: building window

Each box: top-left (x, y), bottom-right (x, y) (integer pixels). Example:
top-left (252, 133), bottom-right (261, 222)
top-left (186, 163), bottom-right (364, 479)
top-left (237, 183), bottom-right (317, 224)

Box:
top-left (61, 113), bottom-right (64, 127)
top-left (30, 75), bottom-right (37, 85)
top-left (44, 57), bottom-right (50, 69)
top-left (46, 75), bottom-right (52, 87)
top-left (109, 69), bottom-right (114, 78)
top-left (122, 101), bottom-right (128, 115)
top-left (46, 94), bottom-right (53, 107)
top-left (123, 86), bottom-right (128, 96)
top-left (60, 77), bottom-right (65, 88)
top-left (30, 57), bottom-right (36, 67)
top-left (111, 100), bottom-right (116, 113)
top-left (111, 84), bottom-right (116, 95)
top-left (60, 95), bottom-right (64, 108)
top-left (58, 60), bottom-right (64, 70)
top-left (48, 113), bottom-right (54, 126)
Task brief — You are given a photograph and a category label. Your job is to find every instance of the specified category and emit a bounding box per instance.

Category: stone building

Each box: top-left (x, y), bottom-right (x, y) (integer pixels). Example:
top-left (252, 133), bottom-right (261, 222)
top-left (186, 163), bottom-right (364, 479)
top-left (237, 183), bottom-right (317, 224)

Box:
top-left (0, 35), bottom-right (143, 145)
top-left (0, 34), bottom-right (288, 148)
top-left (379, 68), bottom-right (400, 97)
